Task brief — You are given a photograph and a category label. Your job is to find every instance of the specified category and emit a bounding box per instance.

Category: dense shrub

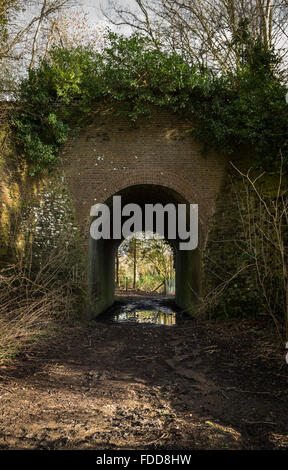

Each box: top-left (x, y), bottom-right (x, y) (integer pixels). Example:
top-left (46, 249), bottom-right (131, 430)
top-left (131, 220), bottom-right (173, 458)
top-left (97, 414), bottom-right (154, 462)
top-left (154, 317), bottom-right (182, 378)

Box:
top-left (10, 33), bottom-right (288, 174)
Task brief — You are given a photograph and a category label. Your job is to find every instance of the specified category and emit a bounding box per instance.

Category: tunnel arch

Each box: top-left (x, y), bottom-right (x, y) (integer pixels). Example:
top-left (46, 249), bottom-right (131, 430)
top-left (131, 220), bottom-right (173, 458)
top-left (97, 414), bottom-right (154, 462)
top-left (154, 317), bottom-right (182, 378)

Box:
top-left (93, 170), bottom-right (209, 229)
top-left (87, 183), bottom-right (202, 319)
top-left (60, 107), bottom-right (228, 319)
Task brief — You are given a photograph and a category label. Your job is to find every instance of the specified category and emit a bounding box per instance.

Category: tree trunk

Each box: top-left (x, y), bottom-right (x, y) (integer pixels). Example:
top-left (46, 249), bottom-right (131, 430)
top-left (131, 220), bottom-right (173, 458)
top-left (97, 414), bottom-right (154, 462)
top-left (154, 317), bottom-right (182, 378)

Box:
top-left (133, 238), bottom-right (137, 289)
top-left (116, 250), bottom-right (119, 287)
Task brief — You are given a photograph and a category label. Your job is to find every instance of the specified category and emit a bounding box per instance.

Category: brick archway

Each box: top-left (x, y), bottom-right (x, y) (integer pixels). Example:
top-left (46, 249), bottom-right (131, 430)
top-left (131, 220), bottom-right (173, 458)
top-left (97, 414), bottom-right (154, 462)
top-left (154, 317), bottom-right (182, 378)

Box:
top-left (95, 170), bottom-right (209, 228)
top-left (61, 106), bottom-right (227, 318)
top-left (87, 183), bottom-right (202, 318)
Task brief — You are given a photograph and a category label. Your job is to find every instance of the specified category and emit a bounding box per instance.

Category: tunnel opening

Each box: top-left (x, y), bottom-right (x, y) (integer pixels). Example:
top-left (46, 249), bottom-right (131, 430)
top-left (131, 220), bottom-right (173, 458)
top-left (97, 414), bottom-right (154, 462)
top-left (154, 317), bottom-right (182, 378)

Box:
top-left (115, 231), bottom-right (176, 297)
top-left (87, 184), bottom-right (202, 319)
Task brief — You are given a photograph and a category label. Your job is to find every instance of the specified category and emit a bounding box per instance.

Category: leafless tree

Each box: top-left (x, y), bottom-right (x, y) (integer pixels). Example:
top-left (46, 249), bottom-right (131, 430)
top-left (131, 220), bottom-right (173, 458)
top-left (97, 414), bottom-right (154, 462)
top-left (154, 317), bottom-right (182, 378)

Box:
top-left (103, 0), bottom-right (288, 71)
top-left (0, 0), bottom-right (76, 97)
top-left (231, 155), bottom-right (288, 342)
top-left (41, 9), bottom-right (108, 57)
top-left (1, 1), bottom-right (74, 60)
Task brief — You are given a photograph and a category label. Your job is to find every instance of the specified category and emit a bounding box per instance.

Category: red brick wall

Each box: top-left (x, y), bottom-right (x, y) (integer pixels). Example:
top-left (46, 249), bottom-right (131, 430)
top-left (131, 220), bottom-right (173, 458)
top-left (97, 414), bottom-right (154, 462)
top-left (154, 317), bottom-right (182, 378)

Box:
top-left (61, 107), bottom-right (228, 246)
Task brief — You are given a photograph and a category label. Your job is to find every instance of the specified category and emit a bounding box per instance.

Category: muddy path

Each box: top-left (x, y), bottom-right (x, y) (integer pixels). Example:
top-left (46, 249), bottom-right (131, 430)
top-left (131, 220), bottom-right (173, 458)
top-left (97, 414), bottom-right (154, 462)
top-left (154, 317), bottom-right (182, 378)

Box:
top-left (0, 299), bottom-right (287, 450)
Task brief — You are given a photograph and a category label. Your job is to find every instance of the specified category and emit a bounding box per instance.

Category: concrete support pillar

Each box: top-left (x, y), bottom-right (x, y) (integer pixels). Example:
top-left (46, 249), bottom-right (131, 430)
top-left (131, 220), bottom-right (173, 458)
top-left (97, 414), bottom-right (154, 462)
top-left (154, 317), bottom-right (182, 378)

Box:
top-left (175, 246), bottom-right (202, 314)
top-left (87, 237), bottom-right (116, 319)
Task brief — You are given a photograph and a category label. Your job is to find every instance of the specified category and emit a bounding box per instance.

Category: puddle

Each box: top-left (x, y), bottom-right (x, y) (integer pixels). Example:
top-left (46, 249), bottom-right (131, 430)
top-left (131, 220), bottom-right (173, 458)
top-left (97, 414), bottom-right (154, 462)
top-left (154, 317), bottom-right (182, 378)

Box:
top-left (103, 299), bottom-right (179, 326)
top-left (114, 309), bottom-right (176, 325)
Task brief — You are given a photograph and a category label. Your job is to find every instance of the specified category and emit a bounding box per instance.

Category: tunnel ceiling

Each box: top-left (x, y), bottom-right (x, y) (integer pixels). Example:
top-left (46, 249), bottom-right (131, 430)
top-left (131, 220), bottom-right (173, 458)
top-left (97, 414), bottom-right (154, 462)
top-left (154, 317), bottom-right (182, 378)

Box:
top-left (104, 184), bottom-right (189, 208)
top-left (101, 183), bottom-right (197, 247)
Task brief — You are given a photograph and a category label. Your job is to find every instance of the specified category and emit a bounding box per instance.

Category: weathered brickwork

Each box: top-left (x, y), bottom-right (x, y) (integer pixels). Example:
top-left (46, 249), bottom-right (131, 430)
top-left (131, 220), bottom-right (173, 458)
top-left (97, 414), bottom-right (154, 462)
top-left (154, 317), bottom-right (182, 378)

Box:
top-left (61, 106), bottom-right (228, 247)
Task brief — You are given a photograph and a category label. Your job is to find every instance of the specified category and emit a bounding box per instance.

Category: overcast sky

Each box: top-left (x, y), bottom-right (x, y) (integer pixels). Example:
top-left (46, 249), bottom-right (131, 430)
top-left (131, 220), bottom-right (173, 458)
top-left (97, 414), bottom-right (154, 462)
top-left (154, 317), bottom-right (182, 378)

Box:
top-left (78, 0), bottom-right (135, 30)
top-left (79, 0), bottom-right (104, 20)
top-left (86, 0), bottom-right (142, 37)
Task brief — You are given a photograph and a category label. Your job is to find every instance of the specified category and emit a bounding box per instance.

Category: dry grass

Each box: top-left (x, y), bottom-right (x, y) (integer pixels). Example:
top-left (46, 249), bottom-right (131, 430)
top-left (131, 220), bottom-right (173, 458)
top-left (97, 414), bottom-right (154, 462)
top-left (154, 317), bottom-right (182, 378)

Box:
top-left (0, 244), bottom-right (84, 363)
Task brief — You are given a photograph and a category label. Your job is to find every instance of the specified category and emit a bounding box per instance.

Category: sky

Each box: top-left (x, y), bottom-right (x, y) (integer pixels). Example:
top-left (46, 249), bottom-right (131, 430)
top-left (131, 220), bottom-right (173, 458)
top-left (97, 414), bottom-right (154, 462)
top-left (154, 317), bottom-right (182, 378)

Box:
top-left (79, 0), bottom-right (104, 21)
top-left (78, 0), bottom-right (135, 31)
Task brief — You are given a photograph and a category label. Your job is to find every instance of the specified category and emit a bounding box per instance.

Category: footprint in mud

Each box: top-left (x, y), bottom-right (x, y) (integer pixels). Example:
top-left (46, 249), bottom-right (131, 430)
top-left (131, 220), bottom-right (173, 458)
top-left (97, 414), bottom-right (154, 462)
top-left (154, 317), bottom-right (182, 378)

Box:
top-left (164, 354), bottom-right (217, 394)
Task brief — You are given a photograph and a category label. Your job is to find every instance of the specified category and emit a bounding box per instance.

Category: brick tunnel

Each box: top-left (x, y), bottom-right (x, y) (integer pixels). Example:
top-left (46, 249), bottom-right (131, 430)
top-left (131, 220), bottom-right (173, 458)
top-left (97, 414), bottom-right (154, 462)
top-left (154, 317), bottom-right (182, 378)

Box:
top-left (87, 184), bottom-right (202, 318)
top-left (61, 107), bottom-right (227, 319)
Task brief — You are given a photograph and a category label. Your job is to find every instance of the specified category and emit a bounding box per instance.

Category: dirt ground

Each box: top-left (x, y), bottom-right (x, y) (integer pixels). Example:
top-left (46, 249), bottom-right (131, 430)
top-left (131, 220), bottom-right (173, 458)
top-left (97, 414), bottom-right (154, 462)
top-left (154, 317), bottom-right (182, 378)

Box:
top-left (0, 297), bottom-right (287, 450)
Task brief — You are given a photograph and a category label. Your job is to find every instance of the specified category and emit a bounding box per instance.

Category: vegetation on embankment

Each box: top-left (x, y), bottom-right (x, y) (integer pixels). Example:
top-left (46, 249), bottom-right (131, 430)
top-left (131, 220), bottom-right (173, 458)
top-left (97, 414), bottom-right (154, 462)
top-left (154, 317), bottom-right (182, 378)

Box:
top-left (8, 32), bottom-right (288, 175)
top-left (203, 158), bottom-right (288, 338)
top-left (0, 220), bottom-right (86, 363)
top-left (0, 145), bottom-right (86, 362)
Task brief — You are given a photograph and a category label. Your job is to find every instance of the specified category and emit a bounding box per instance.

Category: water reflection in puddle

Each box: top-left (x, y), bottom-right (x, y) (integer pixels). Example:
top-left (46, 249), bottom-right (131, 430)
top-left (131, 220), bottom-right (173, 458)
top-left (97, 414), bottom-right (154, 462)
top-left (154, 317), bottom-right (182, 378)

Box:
top-left (115, 310), bottom-right (176, 325)
top-left (101, 298), bottom-right (181, 326)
